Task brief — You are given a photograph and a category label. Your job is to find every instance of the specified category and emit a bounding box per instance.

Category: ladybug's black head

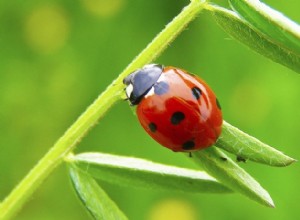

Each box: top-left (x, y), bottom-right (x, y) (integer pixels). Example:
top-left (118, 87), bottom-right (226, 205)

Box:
top-left (123, 64), bottom-right (163, 105)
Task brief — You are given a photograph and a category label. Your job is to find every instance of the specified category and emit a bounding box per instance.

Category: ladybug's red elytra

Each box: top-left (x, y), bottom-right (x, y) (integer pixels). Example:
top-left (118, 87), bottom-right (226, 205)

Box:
top-left (123, 64), bottom-right (223, 152)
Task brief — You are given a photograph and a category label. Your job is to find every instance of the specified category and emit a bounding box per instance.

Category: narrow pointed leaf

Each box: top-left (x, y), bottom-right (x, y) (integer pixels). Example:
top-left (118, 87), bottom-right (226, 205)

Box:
top-left (229, 0), bottom-right (300, 55)
top-left (215, 121), bottom-right (296, 166)
top-left (69, 165), bottom-right (128, 220)
top-left (208, 5), bottom-right (300, 73)
top-left (192, 147), bottom-right (274, 207)
top-left (70, 152), bottom-right (232, 193)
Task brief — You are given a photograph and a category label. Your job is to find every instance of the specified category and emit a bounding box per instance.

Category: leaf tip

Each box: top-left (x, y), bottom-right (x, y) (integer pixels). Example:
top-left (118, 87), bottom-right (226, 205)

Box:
top-left (275, 155), bottom-right (297, 167)
top-left (255, 186), bottom-right (275, 208)
top-left (286, 157), bottom-right (297, 165)
top-left (267, 199), bottom-right (275, 208)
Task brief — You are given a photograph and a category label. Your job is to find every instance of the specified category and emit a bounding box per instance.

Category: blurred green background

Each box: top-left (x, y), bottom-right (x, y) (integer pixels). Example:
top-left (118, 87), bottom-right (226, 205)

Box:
top-left (0, 0), bottom-right (299, 219)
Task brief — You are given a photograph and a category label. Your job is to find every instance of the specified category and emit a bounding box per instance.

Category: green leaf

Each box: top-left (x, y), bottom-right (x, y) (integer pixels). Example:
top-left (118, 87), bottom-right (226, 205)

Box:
top-left (229, 0), bottom-right (300, 55)
top-left (69, 165), bottom-right (128, 220)
top-left (192, 147), bottom-right (275, 207)
top-left (69, 152), bottom-right (232, 194)
top-left (207, 4), bottom-right (300, 73)
top-left (215, 121), bottom-right (296, 167)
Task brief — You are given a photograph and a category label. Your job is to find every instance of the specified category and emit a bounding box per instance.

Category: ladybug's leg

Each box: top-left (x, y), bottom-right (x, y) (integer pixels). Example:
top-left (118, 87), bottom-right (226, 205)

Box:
top-left (220, 157), bottom-right (227, 161)
top-left (236, 155), bottom-right (246, 163)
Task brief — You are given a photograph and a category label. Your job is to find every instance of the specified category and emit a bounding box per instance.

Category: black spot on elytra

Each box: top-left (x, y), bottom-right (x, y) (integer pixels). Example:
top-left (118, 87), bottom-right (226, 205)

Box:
top-left (170, 112), bottom-right (185, 125)
top-left (191, 87), bottom-right (202, 100)
top-left (182, 140), bottom-right (195, 150)
top-left (148, 123), bottom-right (157, 132)
top-left (154, 81), bottom-right (169, 95)
top-left (216, 98), bottom-right (221, 110)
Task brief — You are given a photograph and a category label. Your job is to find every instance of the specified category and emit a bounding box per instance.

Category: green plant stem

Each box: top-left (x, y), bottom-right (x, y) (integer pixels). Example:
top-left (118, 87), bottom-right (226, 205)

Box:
top-left (0, 1), bottom-right (206, 219)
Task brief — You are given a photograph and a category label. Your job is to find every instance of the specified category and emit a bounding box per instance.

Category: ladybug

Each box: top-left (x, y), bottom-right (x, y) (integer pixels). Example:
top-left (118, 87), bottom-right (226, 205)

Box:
top-left (123, 64), bottom-right (222, 152)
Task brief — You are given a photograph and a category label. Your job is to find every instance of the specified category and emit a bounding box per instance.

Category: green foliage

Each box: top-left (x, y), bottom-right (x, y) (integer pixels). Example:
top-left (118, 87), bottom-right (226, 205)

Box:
top-left (229, 0), bottom-right (300, 55)
top-left (192, 147), bottom-right (274, 207)
top-left (216, 121), bottom-right (295, 166)
top-left (68, 153), bottom-right (232, 193)
top-left (0, 0), bottom-right (299, 220)
top-left (208, 4), bottom-right (300, 73)
top-left (69, 165), bottom-right (128, 220)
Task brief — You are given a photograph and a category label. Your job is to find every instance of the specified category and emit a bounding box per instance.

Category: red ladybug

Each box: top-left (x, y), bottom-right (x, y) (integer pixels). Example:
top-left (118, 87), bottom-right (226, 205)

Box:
top-left (123, 64), bottom-right (223, 152)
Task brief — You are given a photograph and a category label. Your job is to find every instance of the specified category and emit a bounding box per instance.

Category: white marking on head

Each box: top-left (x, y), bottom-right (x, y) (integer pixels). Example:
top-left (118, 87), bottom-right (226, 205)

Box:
top-left (143, 63), bottom-right (157, 69)
top-left (144, 87), bottom-right (155, 98)
top-left (125, 84), bottom-right (133, 99)
top-left (156, 74), bottom-right (166, 83)
top-left (144, 74), bottom-right (165, 98)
